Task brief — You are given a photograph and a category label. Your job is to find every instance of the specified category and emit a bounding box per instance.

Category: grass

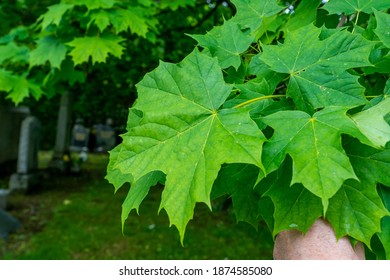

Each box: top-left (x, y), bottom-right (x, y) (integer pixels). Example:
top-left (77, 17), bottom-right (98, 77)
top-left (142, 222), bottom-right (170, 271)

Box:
top-left (0, 151), bottom-right (274, 260)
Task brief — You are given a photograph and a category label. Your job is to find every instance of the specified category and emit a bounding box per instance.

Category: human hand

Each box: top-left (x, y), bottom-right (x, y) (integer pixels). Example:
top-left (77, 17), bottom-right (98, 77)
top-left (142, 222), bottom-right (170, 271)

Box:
top-left (273, 218), bottom-right (365, 260)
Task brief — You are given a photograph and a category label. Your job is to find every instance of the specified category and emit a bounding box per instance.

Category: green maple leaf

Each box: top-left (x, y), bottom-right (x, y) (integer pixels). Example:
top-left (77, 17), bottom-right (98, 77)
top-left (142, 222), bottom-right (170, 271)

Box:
top-left (190, 20), bottom-right (254, 70)
top-left (109, 8), bottom-right (156, 37)
top-left (260, 107), bottom-right (363, 210)
top-left (351, 98), bottom-right (390, 149)
top-left (121, 171), bottom-right (165, 229)
top-left (323, 0), bottom-right (390, 15)
top-left (346, 139), bottom-right (390, 188)
top-left (339, 139), bottom-right (390, 251)
top-left (87, 7), bottom-right (156, 37)
top-left (374, 10), bottom-right (390, 49)
top-left (29, 36), bottom-right (67, 69)
top-left (284, 0), bottom-right (321, 31)
top-left (67, 34), bottom-right (125, 65)
top-left (106, 50), bottom-right (266, 241)
top-left (0, 42), bottom-right (29, 64)
top-left (231, 0), bottom-right (285, 31)
top-left (211, 164), bottom-right (262, 228)
top-left (378, 186), bottom-right (390, 259)
top-left (0, 69), bottom-right (43, 105)
top-left (106, 145), bottom-right (132, 190)
top-left (87, 10), bottom-right (111, 33)
top-left (260, 24), bottom-right (373, 112)
top-left (263, 158), bottom-right (322, 236)
top-left (0, 43), bottom-right (18, 64)
top-left (327, 179), bottom-right (388, 247)
top-left (38, 3), bottom-right (74, 30)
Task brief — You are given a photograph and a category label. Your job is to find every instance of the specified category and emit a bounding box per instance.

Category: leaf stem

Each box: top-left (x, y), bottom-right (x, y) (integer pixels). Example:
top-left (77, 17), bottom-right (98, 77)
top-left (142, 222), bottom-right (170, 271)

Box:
top-left (234, 95), bottom-right (286, 109)
top-left (352, 11), bottom-right (360, 34)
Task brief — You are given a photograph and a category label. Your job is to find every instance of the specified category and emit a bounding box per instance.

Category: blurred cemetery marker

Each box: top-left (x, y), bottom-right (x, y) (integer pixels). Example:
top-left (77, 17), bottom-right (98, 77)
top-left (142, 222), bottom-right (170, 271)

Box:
top-left (70, 118), bottom-right (89, 152)
top-left (93, 118), bottom-right (116, 152)
top-left (9, 116), bottom-right (41, 192)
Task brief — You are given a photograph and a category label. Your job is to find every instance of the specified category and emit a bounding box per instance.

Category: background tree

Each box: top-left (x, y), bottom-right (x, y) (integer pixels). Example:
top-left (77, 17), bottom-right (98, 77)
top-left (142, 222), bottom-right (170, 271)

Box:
top-left (0, 0), bottom-right (233, 148)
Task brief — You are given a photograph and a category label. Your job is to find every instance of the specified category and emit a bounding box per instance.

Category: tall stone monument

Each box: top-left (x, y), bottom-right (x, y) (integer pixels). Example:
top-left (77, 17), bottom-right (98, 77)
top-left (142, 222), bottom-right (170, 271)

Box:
top-left (9, 116), bottom-right (41, 192)
top-left (0, 106), bottom-right (30, 165)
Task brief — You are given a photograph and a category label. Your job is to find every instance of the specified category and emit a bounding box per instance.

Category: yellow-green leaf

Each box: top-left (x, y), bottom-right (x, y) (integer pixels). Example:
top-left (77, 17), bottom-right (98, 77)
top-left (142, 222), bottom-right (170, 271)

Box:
top-left (38, 3), bottom-right (74, 30)
top-left (352, 98), bottom-right (390, 149)
top-left (67, 35), bottom-right (125, 65)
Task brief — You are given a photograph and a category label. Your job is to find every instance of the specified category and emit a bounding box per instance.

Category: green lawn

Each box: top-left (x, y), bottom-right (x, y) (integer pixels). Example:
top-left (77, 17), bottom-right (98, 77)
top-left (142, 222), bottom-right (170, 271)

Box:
top-left (1, 152), bottom-right (273, 260)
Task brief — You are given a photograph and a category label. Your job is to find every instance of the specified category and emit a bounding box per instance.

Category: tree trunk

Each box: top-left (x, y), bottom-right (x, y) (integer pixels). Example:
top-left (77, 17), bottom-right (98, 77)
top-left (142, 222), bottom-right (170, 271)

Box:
top-left (49, 91), bottom-right (72, 173)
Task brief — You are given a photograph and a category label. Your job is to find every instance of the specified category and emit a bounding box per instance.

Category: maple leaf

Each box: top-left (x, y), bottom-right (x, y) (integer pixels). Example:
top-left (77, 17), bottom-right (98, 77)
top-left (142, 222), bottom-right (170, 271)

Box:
top-left (0, 69), bottom-right (43, 105)
top-left (190, 20), bottom-right (254, 70)
top-left (86, 7), bottom-right (156, 37)
top-left (324, 138), bottom-right (390, 249)
top-left (37, 3), bottom-right (74, 30)
top-left (211, 164), bottom-right (262, 228)
top-left (346, 138), bottom-right (390, 189)
top-left (109, 8), bottom-right (156, 37)
top-left (0, 42), bottom-right (29, 64)
top-left (260, 107), bottom-right (362, 210)
top-left (0, 69), bottom-right (15, 93)
top-left (260, 24), bottom-right (374, 113)
top-left (283, 0), bottom-right (321, 31)
top-left (378, 186), bottom-right (390, 259)
top-left (231, 0), bottom-right (285, 31)
top-left (263, 158), bottom-right (323, 236)
top-left (374, 10), bottom-right (390, 49)
top-left (87, 10), bottom-right (111, 33)
top-left (323, 0), bottom-right (390, 15)
top-left (351, 98), bottom-right (390, 149)
top-left (29, 36), bottom-right (67, 69)
top-left (121, 171), bottom-right (165, 230)
top-left (327, 179), bottom-right (388, 247)
top-left (106, 50), bottom-right (266, 241)
top-left (106, 145), bottom-right (132, 191)
top-left (67, 34), bottom-right (125, 65)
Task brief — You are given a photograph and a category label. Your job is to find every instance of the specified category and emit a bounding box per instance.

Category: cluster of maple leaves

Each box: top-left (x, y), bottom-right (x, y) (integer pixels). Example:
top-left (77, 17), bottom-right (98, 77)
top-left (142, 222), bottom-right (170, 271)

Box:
top-left (106, 0), bottom-right (390, 259)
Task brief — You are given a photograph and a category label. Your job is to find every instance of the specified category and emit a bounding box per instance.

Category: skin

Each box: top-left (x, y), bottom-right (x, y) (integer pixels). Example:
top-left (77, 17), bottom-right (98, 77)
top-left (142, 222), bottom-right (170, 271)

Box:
top-left (273, 218), bottom-right (365, 260)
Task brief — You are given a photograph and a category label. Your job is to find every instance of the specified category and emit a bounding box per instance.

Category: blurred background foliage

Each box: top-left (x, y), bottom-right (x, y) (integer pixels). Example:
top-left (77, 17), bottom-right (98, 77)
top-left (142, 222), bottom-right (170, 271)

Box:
top-left (0, 0), bottom-right (234, 149)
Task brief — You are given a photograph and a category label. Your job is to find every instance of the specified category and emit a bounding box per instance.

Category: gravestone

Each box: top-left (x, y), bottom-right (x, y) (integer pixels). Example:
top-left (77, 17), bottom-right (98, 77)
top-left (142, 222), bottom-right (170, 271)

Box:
top-left (70, 118), bottom-right (90, 152)
top-left (9, 116), bottom-right (41, 193)
top-left (94, 118), bottom-right (116, 152)
top-left (0, 209), bottom-right (20, 239)
top-left (0, 189), bottom-right (10, 209)
top-left (0, 106), bottom-right (30, 165)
